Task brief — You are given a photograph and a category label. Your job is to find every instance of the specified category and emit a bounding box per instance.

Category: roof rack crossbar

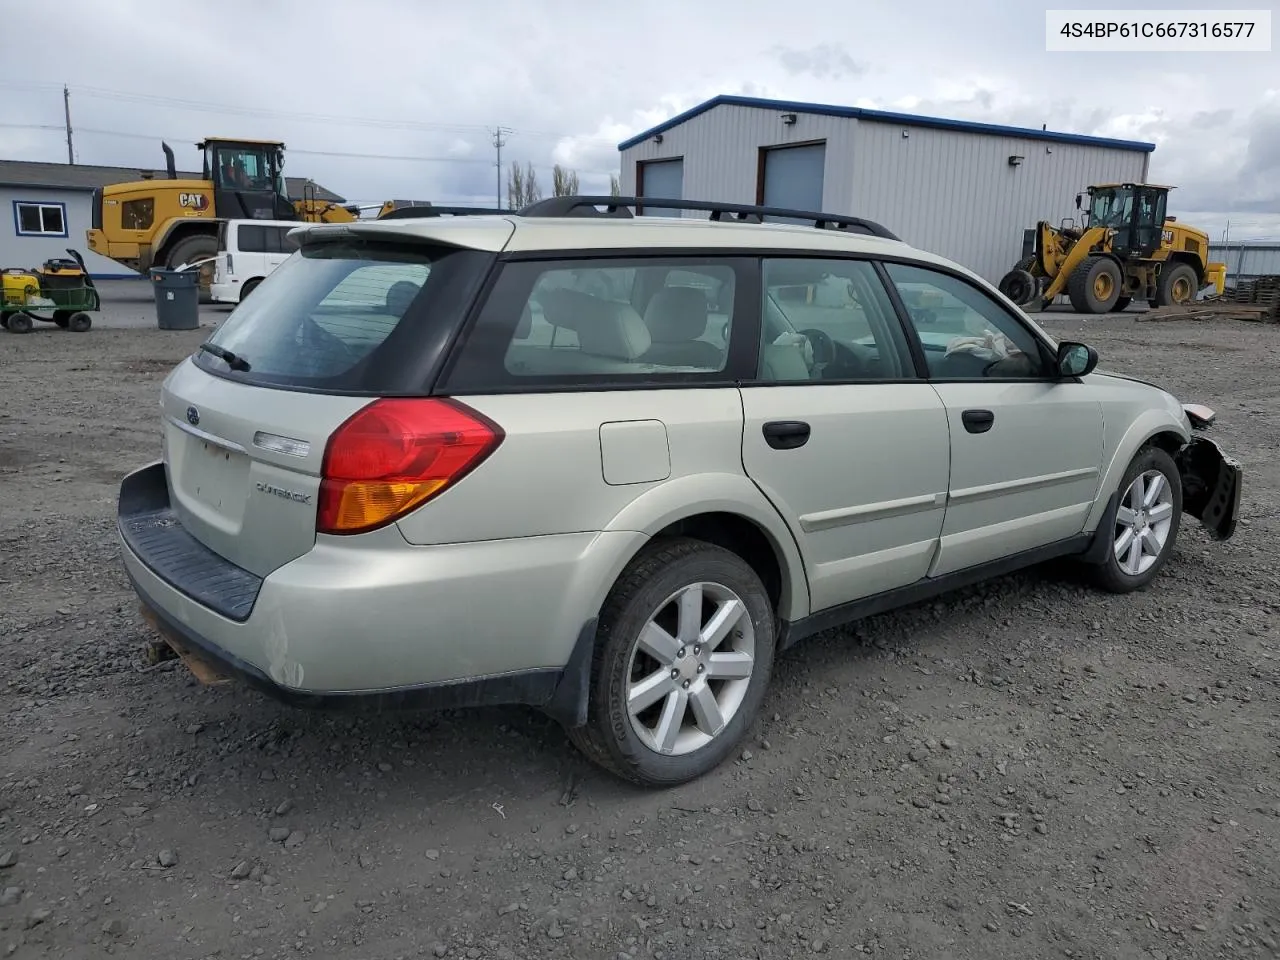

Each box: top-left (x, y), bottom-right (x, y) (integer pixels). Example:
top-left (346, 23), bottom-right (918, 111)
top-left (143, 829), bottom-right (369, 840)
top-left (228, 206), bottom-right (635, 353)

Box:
top-left (516, 195), bottom-right (900, 241)
top-left (377, 205), bottom-right (508, 220)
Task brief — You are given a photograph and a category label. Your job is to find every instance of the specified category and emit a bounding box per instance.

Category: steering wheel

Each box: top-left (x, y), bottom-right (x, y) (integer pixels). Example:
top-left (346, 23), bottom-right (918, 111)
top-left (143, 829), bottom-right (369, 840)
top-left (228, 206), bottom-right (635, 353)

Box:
top-left (798, 328), bottom-right (866, 379)
top-left (797, 328), bottom-right (836, 366)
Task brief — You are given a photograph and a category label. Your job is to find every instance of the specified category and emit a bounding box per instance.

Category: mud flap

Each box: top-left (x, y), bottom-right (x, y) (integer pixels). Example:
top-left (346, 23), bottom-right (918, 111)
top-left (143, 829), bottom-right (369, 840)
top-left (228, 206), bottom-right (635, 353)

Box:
top-left (1176, 436), bottom-right (1242, 541)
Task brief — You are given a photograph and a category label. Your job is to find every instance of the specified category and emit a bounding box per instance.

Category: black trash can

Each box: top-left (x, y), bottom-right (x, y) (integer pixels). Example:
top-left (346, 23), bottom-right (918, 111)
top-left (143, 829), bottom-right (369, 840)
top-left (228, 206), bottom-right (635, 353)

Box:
top-left (150, 268), bottom-right (200, 330)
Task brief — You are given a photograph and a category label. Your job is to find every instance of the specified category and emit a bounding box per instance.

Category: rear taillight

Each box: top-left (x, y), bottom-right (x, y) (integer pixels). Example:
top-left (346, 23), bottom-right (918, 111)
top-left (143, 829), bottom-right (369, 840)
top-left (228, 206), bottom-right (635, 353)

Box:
top-left (226, 253), bottom-right (234, 274)
top-left (317, 398), bottom-right (503, 535)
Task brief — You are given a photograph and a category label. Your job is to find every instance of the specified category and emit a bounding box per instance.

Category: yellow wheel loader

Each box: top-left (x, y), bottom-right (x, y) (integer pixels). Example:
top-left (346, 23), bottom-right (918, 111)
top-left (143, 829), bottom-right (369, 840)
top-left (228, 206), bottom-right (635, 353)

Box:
top-left (997, 183), bottom-right (1228, 315)
top-left (85, 139), bottom-right (425, 294)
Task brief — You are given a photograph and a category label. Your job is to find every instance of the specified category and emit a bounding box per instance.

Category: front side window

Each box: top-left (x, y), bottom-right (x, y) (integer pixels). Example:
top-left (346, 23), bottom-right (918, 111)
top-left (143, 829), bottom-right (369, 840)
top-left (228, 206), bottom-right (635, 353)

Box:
top-left (883, 262), bottom-right (1050, 380)
top-left (442, 257), bottom-right (746, 391)
top-left (755, 258), bottom-right (915, 382)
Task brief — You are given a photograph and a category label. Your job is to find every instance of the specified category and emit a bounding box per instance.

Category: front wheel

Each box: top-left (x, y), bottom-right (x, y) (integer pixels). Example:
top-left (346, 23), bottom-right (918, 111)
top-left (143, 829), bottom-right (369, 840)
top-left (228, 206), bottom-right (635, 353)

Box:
top-left (1088, 446), bottom-right (1183, 593)
top-left (567, 538), bottom-right (776, 787)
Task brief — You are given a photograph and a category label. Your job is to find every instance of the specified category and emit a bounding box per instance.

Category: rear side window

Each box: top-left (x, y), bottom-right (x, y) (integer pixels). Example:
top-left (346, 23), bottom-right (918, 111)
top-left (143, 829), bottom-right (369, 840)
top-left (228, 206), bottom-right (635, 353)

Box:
top-left (440, 256), bottom-right (753, 392)
top-left (194, 240), bottom-right (494, 393)
top-left (234, 224), bottom-right (296, 254)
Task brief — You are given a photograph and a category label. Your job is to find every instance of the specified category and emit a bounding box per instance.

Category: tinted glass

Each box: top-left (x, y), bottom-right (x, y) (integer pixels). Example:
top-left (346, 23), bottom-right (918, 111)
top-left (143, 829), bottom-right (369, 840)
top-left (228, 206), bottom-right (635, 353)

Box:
top-left (756, 258), bottom-right (915, 381)
top-left (883, 262), bottom-right (1049, 379)
top-left (194, 241), bottom-right (488, 392)
top-left (442, 257), bottom-right (746, 391)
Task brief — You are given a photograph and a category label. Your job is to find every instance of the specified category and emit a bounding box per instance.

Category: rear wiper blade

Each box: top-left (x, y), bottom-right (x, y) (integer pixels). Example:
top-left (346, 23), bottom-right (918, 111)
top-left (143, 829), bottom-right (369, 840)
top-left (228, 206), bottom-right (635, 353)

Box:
top-left (198, 342), bottom-right (251, 371)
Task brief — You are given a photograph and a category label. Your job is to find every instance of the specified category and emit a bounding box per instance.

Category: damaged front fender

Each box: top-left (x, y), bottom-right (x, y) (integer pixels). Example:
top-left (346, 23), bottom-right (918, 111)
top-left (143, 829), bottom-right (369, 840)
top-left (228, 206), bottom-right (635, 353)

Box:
top-left (1175, 435), bottom-right (1242, 541)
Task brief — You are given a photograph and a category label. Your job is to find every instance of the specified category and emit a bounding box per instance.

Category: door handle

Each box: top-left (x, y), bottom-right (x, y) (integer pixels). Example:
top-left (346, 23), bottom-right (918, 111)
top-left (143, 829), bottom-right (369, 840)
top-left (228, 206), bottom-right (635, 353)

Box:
top-left (762, 420), bottom-right (811, 450)
top-left (961, 409), bottom-right (995, 434)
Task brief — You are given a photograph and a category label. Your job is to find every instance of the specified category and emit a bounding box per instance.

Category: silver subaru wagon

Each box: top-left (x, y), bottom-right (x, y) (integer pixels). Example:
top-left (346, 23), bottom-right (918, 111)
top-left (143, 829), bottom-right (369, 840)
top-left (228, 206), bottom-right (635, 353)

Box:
top-left (117, 196), bottom-right (1242, 787)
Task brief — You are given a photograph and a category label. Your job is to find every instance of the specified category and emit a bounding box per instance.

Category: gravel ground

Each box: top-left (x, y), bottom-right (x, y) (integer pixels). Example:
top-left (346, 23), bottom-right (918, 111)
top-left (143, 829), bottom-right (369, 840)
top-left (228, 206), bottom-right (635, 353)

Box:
top-left (1, 294), bottom-right (1278, 960)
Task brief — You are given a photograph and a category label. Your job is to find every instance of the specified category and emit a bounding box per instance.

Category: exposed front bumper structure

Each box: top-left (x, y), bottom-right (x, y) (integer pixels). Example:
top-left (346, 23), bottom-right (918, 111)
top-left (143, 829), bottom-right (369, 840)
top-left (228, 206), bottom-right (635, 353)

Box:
top-left (1176, 435), bottom-right (1242, 541)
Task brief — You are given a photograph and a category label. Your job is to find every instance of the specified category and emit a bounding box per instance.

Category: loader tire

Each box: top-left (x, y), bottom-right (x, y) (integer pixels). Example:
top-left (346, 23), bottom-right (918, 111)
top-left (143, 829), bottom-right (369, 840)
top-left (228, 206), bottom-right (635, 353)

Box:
top-left (998, 267), bottom-right (1037, 306)
top-left (1067, 255), bottom-right (1122, 314)
top-left (1110, 296), bottom-right (1132, 312)
top-left (165, 234), bottom-right (218, 303)
top-left (1153, 262), bottom-right (1198, 307)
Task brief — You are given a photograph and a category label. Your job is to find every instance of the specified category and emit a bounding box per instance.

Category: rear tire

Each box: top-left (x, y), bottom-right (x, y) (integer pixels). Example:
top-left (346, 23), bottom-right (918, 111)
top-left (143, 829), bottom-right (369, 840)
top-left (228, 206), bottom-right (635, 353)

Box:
top-left (1110, 296), bottom-right (1132, 312)
top-left (67, 312), bottom-right (92, 333)
top-left (1087, 446), bottom-right (1182, 594)
top-left (567, 538), bottom-right (776, 787)
top-left (1067, 255), bottom-right (1122, 313)
top-left (1154, 262), bottom-right (1198, 307)
top-left (6, 312), bottom-right (33, 334)
top-left (238, 278), bottom-right (262, 302)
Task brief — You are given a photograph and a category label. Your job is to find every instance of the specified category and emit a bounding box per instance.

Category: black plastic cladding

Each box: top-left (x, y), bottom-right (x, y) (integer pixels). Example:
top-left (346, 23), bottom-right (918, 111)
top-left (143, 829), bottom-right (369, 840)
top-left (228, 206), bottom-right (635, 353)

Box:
top-left (516, 195), bottom-right (902, 241)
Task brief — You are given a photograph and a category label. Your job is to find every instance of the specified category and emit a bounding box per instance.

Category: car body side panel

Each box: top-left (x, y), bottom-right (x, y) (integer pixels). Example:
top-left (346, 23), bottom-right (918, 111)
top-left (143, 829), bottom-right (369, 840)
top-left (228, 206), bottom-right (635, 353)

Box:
top-left (597, 471), bottom-right (812, 621)
top-left (1081, 373), bottom-right (1192, 531)
top-left (395, 389), bottom-right (746, 545)
top-left (926, 381), bottom-right (1104, 577)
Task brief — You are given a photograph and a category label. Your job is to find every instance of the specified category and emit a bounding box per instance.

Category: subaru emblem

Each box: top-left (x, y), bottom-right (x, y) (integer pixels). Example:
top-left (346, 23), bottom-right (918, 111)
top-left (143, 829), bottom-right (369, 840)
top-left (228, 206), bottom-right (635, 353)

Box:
top-left (186, 406), bottom-right (200, 426)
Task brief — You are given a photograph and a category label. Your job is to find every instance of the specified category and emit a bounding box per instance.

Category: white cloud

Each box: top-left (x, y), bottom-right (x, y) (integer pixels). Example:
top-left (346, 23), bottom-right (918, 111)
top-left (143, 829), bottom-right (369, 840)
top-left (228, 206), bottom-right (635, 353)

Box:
top-left (0, 0), bottom-right (1274, 235)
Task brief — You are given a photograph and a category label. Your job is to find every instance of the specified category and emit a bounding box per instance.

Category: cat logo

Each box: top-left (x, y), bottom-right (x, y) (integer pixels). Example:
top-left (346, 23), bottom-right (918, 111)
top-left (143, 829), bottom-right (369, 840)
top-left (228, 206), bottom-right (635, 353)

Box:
top-left (1161, 229), bottom-right (1173, 244)
top-left (179, 193), bottom-right (209, 211)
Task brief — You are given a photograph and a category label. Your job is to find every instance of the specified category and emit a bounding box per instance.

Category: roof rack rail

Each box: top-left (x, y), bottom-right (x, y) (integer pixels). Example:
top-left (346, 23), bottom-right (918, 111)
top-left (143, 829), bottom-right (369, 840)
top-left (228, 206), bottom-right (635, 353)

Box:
top-left (516, 195), bottom-right (901, 241)
top-left (377, 205), bottom-right (508, 220)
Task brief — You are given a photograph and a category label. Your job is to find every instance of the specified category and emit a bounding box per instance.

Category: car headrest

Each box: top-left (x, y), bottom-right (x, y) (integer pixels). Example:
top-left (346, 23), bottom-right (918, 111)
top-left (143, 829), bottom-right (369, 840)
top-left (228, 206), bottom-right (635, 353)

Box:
top-left (385, 279), bottom-right (421, 316)
top-left (514, 303), bottom-right (532, 339)
top-left (538, 288), bottom-right (651, 360)
top-left (643, 286), bottom-right (709, 343)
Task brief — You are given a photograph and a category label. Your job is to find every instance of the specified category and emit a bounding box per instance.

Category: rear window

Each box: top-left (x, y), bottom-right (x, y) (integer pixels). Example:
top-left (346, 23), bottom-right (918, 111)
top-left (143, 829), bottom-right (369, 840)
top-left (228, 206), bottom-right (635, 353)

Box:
top-left (193, 240), bottom-right (493, 393)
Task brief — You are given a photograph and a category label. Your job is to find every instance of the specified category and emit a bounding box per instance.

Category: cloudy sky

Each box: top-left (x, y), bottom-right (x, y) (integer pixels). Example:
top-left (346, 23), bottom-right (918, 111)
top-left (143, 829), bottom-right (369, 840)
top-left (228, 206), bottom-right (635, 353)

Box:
top-left (2, 0), bottom-right (1276, 239)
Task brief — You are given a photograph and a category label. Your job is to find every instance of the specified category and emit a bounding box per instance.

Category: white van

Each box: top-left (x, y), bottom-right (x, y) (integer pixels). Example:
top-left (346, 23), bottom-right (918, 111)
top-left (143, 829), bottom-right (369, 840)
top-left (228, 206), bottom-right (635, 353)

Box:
top-left (211, 219), bottom-right (299, 304)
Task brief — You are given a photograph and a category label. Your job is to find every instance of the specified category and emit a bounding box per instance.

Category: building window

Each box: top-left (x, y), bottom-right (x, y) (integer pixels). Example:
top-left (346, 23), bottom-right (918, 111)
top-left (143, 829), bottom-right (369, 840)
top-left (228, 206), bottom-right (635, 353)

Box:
top-left (13, 201), bottom-right (68, 238)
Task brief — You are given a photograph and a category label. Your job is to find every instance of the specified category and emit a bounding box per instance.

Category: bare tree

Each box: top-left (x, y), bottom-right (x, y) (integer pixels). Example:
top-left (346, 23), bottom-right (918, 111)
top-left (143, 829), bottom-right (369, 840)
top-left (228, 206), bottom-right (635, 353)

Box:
top-left (609, 173), bottom-right (621, 197)
top-left (552, 164), bottom-right (581, 197)
top-left (507, 161), bottom-right (542, 209)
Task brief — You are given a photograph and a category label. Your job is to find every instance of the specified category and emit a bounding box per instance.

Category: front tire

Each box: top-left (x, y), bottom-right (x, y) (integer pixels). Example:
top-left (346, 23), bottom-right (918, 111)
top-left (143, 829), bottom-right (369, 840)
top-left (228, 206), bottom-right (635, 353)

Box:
top-left (568, 538), bottom-right (776, 787)
top-left (1089, 446), bottom-right (1182, 593)
top-left (1154, 262), bottom-right (1198, 307)
top-left (1067, 255), bottom-right (1122, 313)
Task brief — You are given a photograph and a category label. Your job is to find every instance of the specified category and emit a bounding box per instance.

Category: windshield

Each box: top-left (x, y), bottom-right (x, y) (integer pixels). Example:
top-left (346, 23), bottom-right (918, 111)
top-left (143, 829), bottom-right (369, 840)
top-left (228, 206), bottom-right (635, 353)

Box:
top-left (214, 144), bottom-right (285, 195)
top-left (1088, 187), bottom-right (1134, 229)
top-left (193, 240), bottom-right (488, 392)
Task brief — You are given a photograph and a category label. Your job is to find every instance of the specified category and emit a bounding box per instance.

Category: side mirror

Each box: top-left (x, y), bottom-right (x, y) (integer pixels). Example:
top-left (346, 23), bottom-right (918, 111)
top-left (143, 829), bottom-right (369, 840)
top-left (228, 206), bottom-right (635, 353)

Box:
top-left (1075, 193), bottom-right (1082, 210)
top-left (1056, 341), bottom-right (1098, 378)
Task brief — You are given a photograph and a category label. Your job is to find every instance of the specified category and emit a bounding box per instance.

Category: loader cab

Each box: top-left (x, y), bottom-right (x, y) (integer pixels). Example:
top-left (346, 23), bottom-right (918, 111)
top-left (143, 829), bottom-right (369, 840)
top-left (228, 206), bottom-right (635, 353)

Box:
top-left (200, 139), bottom-right (297, 222)
top-left (1084, 183), bottom-right (1169, 259)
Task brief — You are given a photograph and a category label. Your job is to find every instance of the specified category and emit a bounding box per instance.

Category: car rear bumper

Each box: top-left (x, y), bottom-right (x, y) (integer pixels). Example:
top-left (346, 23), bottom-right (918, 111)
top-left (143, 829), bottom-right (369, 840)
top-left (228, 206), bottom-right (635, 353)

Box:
top-left (117, 461), bottom-right (639, 719)
top-left (209, 281), bottom-right (238, 303)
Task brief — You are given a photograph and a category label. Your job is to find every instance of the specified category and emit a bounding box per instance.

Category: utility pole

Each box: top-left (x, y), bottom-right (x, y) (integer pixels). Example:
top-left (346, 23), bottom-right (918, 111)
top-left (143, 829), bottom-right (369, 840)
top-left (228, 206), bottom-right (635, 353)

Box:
top-left (492, 126), bottom-right (511, 209)
top-left (63, 84), bottom-right (74, 164)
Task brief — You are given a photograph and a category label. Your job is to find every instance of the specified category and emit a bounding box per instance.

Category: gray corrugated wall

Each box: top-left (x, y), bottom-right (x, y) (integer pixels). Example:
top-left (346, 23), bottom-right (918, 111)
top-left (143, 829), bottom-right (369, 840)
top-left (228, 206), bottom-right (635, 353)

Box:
top-left (1207, 243), bottom-right (1280, 283)
top-left (849, 121), bottom-right (1148, 282)
top-left (620, 105), bottom-right (1148, 283)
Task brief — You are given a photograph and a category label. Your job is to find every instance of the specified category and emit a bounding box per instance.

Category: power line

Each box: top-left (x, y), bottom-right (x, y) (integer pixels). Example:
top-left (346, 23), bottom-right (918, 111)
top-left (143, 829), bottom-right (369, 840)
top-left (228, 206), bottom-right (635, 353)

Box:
top-left (0, 79), bottom-right (618, 146)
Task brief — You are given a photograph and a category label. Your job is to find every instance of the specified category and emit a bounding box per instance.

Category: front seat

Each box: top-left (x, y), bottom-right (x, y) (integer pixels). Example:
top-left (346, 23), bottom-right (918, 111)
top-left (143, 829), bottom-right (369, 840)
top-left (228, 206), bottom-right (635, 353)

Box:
top-left (640, 287), bottom-right (722, 369)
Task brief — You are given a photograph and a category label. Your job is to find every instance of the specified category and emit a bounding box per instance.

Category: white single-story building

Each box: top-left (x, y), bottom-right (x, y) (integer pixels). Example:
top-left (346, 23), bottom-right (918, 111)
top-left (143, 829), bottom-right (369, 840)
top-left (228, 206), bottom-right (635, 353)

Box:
top-left (618, 95), bottom-right (1156, 284)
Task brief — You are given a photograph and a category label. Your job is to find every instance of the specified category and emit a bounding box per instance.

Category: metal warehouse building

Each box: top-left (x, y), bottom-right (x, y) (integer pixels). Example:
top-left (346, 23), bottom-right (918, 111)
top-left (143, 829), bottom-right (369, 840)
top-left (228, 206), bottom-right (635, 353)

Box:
top-left (0, 160), bottom-right (343, 278)
top-left (618, 95), bottom-right (1157, 285)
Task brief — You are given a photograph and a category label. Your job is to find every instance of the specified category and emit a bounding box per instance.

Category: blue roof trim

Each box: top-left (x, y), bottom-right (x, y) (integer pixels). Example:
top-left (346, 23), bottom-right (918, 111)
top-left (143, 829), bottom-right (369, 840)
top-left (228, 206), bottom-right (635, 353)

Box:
top-left (617, 94), bottom-right (1157, 153)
